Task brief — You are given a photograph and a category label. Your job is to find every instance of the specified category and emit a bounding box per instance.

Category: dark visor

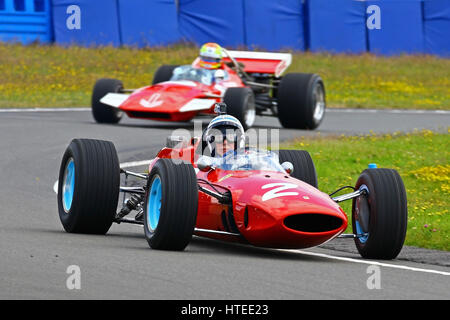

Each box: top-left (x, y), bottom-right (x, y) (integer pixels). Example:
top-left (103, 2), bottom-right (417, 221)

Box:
top-left (201, 56), bottom-right (221, 63)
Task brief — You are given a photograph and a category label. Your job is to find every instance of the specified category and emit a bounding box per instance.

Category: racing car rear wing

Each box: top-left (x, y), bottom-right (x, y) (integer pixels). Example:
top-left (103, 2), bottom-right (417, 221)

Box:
top-left (223, 50), bottom-right (292, 78)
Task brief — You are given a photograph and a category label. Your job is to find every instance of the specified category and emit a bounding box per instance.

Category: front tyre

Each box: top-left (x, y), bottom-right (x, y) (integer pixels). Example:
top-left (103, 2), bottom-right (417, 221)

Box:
top-left (152, 65), bottom-right (179, 85)
top-left (91, 78), bottom-right (124, 124)
top-left (57, 139), bottom-right (120, 234)
top-left (278, 150), bottom-right (318, 188)
top-left (223, 87), bottom-right (256, 131)
top-left (352, 168), bottom-right (408, 259)
top-left (144, 159), bottom-right (198, 250)
top-left (277, 73), bottom-right (326, 130)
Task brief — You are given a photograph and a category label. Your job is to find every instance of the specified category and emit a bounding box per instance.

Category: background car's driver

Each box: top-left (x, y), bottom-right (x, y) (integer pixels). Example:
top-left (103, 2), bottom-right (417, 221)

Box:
top-left (198, 42), bottom-right (224, 70)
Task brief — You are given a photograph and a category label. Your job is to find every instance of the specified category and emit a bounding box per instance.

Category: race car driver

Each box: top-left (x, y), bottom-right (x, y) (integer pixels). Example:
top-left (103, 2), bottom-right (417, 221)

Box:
top-left (199, 104), bottom-right (249, 170)
top-left (203, 103), bottom-right (245, 156)
top-left (196, 42), bottom-right (228, 83)
top-left (198, 42), bottom-right (224, 70)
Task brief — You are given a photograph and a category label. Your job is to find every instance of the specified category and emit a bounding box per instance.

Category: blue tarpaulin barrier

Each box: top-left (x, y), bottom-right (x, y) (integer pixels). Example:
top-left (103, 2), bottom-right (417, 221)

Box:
top-left (308, 0), bottom-right (367, 53)
top-left (244, 0), bottom-right (305, 51)
top-left (423, 0), bottom-right (450, 56)
top-left (178, 0), bottom-right (245, 47)
top-left (52, 0), bottom-right (121, 46)
top-left (118, 0), bottom-right (181, 47)
top-left (0, 0), bottom-right (53, 43)
top-left (366, 0), bottom-right (424, 55)
top-left (2, 0), bottom-right (449, 57)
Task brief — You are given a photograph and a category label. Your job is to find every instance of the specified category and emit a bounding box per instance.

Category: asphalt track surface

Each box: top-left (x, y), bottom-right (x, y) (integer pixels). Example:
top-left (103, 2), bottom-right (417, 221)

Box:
top-left (0, 108), bottom-right (449, 300)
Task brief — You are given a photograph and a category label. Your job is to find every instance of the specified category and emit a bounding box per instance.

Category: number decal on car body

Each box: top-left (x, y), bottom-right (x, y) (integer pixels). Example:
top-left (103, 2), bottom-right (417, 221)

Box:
top-left (140, 93), bottom-right (163, 108)
top-left (261, 183), bottom-right (299, 201)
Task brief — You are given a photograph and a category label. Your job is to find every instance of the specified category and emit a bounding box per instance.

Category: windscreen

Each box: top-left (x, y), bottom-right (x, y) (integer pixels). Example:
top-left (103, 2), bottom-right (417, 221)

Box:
top-left (203, 149), bottom-right (286, 172)
top-left (171, 65), bottom-right (214, 86)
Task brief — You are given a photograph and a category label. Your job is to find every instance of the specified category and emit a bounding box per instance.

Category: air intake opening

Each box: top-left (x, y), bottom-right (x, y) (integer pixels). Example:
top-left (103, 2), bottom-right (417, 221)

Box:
top-left (128, 111), bottom-right (171, 119)
top-left (284, 214), bottom-right (343, 233)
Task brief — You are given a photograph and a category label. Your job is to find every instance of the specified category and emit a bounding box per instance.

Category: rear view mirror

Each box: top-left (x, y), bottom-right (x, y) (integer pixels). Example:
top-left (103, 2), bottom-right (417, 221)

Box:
top-left (197, 156), bottom-right (214, 172)
top-left (281, 161), bottom-right (294, 174)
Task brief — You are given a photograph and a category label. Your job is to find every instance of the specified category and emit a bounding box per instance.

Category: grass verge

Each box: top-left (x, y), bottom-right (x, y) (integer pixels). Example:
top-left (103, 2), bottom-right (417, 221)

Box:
top-left (282, 129), bottom-right (449, 251)
top-left (0, 43), bottom-right (449, 109)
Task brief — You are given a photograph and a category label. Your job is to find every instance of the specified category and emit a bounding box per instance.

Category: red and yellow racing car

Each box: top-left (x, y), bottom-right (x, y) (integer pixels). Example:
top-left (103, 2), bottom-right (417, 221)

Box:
top-left (92, 43), bottom-right (326, 130)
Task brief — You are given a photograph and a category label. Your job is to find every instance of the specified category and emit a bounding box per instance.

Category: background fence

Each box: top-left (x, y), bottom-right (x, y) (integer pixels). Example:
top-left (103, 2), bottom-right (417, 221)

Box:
top-left (0, 0), bottom-right (53, 43)
top-left (1, 0), bottom-right (449, 56)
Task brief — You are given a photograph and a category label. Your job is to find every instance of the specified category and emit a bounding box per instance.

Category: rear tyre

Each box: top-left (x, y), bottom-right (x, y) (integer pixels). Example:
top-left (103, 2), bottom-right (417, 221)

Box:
top-left (278, 150), bottom-right (318, 188)
top-left (152, 65), bottom-right (179, 85)
top-left (144, 159), bottom-right (198, 250)
top-left (352, 168), bottom-right (408, 259)
top-left (277, 73), bottom-right (326, 130)
top-left (92, 78), bottom-right (124, 124)
top-left (223, 87), bottom-right (256, 130)
top-left (57, 139), bottom-right (120, 234)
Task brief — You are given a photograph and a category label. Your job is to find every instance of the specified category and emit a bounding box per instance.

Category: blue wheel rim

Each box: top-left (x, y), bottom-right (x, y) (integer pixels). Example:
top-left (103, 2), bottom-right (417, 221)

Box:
top-left (355, 184), bottom-right (369, 244)
top-left (147, 176), bottom-right (162, 231)
top-left (355, 221), bottom-right (368, 243)
top-left (62, 158), bottom-right (75, 213)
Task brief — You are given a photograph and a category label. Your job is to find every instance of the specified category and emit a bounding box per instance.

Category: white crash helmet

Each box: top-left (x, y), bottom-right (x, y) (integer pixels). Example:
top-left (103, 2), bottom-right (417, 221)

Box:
top-left (203, 114), bottom-right (245, 156)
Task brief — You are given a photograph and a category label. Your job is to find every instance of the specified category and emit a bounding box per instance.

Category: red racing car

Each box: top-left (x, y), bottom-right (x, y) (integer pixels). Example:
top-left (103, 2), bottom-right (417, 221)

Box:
top-left (92, 47), bottom-right (326, 130)
top-left (57, 110), bottom-right (407, 260)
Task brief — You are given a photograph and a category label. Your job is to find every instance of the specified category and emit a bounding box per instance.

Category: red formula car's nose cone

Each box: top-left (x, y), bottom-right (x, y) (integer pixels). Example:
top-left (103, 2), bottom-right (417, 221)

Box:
top-left (120, 81), bottom-right (215, 122)
top-left (227, 172), bottom-right (348, 249)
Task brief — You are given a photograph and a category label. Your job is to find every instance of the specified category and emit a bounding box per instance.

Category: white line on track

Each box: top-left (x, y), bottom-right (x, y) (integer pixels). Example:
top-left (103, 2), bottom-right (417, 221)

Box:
top-left (1, 107), bottom-right (449, 114)
top-left (326, 108), bottom-right (450, 114)
top-left (282, 249), bottom-right (450, 276)
top-left (52, 157), bottom-right (450, 277)
top-left (0, 108), bottom-right (90, 112)
top-left (120, 160), bottom-right (152, 168)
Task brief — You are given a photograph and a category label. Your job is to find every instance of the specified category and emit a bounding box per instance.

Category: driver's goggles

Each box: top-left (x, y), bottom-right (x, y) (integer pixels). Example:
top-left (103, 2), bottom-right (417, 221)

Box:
top-left (220, 132), bottom-right (237, 142)
top-left (209, 132), bottom-right (237, 143)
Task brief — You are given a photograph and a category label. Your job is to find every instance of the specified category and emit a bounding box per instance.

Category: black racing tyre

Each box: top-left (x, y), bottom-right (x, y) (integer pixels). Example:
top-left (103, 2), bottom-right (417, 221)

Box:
top-left (57, 139), bottom-right (120, 234)
top-left (223, 87), bottom-right (256, 131)
top-left (277, 73), bottom-right (326, 130)
top-left (352, 168), bottom-right (408, 260)
top-left (278, 150), bottom-right (318, 188)
top-left (144, 159), bottom-right (198, 251)
top-left (152, 65), bottom-right (179, 85)
top-left (91, 78), bottom-right (124, 124)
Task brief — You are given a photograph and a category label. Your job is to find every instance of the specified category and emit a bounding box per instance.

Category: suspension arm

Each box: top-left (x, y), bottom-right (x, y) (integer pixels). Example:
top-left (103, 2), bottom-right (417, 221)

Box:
top-left (120, 169), bottom-right (148, 180)
top-left (332, 189), bottom-right (367, 203)
top-left (198, 185), bottom-right (231, 204)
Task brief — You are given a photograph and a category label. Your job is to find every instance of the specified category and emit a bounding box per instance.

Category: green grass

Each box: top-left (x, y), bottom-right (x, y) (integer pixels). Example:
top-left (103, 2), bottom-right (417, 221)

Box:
top-left (0, 43), bottom-right (449, 109)
top-left (282, 130), bottom-right (450, 251)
